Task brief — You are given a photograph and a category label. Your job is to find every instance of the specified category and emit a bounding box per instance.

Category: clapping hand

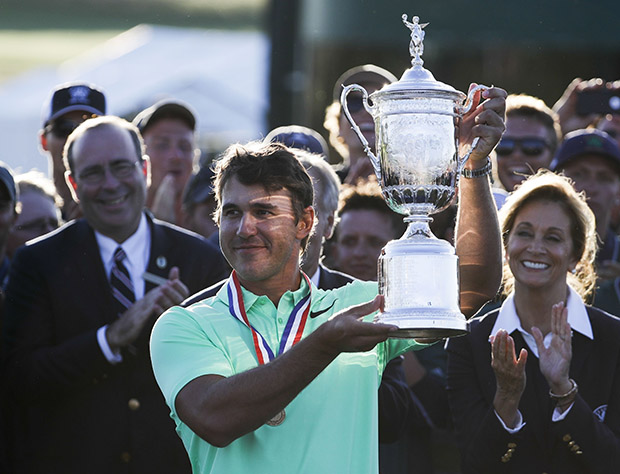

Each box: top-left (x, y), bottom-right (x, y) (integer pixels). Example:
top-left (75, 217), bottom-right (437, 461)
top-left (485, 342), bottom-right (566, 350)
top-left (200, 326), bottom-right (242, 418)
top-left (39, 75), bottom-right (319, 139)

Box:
top-left (490, 329), bottom-right (527, 427)
top-left (107, 267), bottom-right (189, 352)
top-left (532, 302), bottom-right (573, 396)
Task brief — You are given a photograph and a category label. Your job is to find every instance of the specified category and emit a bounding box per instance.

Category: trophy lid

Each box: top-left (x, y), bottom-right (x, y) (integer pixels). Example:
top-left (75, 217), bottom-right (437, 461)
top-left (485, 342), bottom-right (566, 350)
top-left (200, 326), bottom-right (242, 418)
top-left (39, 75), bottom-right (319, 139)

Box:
top-left (375, 15), bottom-right (464, 99)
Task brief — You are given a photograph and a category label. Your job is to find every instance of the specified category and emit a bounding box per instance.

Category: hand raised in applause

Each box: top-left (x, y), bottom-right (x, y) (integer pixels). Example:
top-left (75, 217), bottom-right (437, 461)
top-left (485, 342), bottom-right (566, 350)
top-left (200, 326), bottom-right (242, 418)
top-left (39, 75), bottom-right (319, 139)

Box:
top-left (151, 174), bottom-right (178, 224)
top-left (106, 266), bottom-right (189, 352)
top-left (491, 328), bottom-right (527, 428)
top-left (532, 302), bottom-right (573, 396)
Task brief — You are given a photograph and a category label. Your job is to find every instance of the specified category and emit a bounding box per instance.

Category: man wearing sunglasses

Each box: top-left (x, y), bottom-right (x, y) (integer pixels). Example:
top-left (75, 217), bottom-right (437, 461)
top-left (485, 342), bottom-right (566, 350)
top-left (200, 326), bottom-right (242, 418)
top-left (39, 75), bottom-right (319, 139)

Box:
top-left (494, 94), bottom-right (561, 192)
top-left (39, 82), bottom-right (107, 221)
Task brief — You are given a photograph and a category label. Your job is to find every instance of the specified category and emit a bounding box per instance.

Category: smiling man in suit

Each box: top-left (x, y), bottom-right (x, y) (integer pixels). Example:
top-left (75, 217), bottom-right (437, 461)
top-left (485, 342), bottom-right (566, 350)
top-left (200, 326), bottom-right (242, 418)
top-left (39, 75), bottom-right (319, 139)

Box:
top-left (2, 116), bottom-right (227, 474)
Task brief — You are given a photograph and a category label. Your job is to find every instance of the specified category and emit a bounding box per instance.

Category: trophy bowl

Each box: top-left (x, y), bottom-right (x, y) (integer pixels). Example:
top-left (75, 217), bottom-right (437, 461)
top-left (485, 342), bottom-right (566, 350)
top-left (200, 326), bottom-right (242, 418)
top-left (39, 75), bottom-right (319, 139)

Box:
top-left (340, 15), bottom-right (489, 338)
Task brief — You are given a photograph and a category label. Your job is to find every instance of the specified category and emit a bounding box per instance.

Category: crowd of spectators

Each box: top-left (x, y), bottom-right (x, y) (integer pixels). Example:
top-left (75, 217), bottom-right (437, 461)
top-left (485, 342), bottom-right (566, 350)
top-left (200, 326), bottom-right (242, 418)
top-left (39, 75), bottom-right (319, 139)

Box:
top-left (0, 69), bottom-right (619, 474)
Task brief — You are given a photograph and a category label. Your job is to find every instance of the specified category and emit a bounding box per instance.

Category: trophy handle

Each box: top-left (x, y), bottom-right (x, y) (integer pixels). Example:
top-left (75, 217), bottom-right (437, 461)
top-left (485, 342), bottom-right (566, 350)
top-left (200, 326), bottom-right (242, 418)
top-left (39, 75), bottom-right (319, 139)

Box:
top-left (340, 84), bottom-right (382, 181)
top-left (456, 84), bottom-right (490, 172)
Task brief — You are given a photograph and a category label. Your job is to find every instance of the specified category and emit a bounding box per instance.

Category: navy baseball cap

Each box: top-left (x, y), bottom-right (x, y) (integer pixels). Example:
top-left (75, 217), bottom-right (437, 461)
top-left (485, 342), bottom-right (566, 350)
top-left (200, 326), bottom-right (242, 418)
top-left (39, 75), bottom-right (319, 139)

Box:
top-left (132, 99), bottom-right (196, 134)
top-left (43, 82), bottom-right (106, 126)
top-left (183, 165), bottom-right (215, 208)
top-left (550, 129), bottom-right (620, 174)
top-left (332, 64), bottom-right (397, 102)
top-left (265, 125), bottom-right (330, 159)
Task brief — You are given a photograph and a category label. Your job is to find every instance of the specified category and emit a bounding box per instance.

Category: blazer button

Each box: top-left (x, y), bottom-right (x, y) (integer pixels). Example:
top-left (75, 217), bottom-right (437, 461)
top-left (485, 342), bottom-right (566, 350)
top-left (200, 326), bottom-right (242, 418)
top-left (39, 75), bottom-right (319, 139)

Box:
top-left (121, 452), bottom-right (131, 463)
top-left (562, 434), bottom-right (572, 442)
top-left (128, 398), bottom-right (141, 411)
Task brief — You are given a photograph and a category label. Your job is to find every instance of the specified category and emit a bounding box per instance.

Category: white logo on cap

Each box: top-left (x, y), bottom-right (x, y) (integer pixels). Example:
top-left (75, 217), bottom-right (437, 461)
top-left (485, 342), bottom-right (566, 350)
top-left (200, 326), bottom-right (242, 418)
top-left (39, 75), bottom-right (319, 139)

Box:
top-left (69, 86), bottom-right (91, 105)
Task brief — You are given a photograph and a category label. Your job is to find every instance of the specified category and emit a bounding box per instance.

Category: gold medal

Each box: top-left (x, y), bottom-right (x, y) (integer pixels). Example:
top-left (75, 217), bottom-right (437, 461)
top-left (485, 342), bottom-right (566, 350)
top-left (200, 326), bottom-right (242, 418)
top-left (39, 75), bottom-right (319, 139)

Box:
top-left (266, 409), bottom-right (286, 427)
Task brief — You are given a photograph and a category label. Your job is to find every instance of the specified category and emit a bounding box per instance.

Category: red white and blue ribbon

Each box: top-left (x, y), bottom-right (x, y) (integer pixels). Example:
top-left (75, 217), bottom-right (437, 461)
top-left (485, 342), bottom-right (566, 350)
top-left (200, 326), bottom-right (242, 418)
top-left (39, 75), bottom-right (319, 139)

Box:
top-left (227, 270), bottom-right (312, 365)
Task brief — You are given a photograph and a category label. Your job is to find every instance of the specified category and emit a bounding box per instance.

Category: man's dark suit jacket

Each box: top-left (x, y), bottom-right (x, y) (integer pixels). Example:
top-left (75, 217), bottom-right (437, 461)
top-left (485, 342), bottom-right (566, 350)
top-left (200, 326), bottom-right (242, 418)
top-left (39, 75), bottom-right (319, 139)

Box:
top-left (2, 215), bottom-right (228, 474)
top-left (446, 305), bottom-right (620, 474)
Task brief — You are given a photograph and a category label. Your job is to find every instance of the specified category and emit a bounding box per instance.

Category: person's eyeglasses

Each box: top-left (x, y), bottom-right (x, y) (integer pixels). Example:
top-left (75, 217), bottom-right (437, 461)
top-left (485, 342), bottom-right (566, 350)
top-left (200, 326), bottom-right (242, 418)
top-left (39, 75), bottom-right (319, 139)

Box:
top-left (76, 160), bottom-right (142, 184)
top-left (495, 137), bottom-right (550, 157)
top-left (16, 217), bottom-right (59, 234)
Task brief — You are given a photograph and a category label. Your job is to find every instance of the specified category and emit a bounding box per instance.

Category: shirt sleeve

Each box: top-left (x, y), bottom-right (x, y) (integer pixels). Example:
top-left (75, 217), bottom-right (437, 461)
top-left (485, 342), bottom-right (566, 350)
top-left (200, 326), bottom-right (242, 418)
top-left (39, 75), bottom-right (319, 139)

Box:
top-left (551, 402), bottom-right (575, 422)
top-left (150, 305), bottom-right (235, 416)
top-left (494, 409), bottom-right (526, 433)
top-left (97, 325), bottom-right (123, 364)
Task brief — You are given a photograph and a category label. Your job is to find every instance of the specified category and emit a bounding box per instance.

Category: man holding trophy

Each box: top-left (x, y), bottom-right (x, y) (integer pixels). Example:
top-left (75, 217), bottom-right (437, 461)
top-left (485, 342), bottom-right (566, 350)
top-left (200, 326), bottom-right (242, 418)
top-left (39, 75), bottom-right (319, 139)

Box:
top-left (150, 15), bottom-right (506, 474)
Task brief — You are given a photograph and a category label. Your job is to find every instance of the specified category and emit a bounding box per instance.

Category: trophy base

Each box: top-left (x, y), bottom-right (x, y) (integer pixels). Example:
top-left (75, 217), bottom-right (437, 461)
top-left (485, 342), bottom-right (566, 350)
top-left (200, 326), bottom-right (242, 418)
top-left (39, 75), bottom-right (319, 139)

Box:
top-left (377, 308), bottom-right (468, 339)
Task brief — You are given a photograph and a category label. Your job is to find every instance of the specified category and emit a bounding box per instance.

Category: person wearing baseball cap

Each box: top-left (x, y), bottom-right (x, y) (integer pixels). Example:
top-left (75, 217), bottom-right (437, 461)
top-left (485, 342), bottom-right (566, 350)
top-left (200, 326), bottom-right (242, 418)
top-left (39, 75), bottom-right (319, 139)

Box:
top-left (550, 128), bottom-right (620, 313)
top-left (132, 99), bottom-right (199, 226)
top-left (265, 125), bottom-right (330, 160)
top-left (324, 64), bottom-right (397, 185)
top-left (181, 164), bottom-right (218, 240)
top-left (39, 82), bottom-right (106, 221)
top-left (551, 129), bottom-right (620, 242)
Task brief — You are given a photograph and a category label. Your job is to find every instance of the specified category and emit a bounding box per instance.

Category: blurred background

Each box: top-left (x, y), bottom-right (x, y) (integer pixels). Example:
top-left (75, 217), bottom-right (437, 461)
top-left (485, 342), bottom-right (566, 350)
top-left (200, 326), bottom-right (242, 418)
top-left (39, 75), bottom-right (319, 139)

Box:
top-left (1, 0), bottom-right (619, 173)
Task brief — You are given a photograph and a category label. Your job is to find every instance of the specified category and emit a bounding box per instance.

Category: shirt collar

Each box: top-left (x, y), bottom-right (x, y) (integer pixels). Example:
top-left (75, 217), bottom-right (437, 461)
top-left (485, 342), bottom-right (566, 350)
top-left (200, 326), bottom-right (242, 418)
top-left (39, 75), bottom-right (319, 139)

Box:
top-left (95, 213), bottom-right (148, 269)
top-left (219, 270), bottom-right (313, 311)
top-left (310, 267), bottom-right (321, 288)
top-left (491, 286), bottom-right (593, 344)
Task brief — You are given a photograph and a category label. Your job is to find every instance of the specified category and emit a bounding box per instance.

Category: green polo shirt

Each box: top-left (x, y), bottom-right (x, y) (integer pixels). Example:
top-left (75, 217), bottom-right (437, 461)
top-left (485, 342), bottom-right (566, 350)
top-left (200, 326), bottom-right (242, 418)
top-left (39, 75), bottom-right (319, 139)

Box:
top-left (151, 278), bottom-right (421, 474)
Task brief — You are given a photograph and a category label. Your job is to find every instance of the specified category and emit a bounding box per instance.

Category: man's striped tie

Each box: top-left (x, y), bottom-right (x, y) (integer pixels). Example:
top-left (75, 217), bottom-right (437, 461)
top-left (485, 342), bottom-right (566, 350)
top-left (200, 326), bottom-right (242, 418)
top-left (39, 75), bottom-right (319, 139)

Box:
top-left (110, 247), bottom-right (135, 315)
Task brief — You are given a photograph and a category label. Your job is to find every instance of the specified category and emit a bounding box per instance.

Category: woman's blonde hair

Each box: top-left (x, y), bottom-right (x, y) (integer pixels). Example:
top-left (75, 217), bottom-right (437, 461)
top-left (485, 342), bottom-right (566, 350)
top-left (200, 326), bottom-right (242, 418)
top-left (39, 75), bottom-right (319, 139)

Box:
top-left (499, 170), bottom-right (598, 301)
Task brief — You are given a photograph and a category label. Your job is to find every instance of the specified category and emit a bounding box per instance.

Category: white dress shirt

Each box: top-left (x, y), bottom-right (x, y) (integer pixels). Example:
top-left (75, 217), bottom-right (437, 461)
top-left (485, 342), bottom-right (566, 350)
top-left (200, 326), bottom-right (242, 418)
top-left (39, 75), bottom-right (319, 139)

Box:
top-left (490, 286), bottom-right (593, 430)
top-left (94, 214), bottom-right (151, 363)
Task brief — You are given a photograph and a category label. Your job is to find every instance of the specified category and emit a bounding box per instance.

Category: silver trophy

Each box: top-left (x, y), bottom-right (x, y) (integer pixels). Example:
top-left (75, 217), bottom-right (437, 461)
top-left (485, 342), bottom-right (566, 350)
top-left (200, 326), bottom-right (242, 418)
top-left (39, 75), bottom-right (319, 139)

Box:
top-left (341, 14), bottom-right (489, 338)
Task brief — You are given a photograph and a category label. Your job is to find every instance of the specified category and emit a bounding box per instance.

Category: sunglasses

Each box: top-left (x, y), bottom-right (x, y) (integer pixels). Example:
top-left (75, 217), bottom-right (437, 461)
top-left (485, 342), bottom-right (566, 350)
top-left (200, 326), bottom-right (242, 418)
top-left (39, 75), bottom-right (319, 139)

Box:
top-left (495, 137), bottom-right (550, 157)
top-left (45, 114), bottom-right (98, 139)
top-left (45, 119), bottom-right (81, 139)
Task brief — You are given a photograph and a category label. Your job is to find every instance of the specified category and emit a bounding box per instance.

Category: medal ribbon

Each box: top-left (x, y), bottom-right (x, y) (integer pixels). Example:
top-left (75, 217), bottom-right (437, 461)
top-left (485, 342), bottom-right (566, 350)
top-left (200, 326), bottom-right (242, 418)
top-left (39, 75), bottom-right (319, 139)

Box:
top-left (227, 270), bottom-right (312, 365)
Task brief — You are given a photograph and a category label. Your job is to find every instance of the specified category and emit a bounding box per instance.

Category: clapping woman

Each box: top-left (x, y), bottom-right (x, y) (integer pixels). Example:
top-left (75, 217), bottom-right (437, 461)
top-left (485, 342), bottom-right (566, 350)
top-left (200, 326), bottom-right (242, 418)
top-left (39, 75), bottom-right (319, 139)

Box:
top-left (446, 170), bottom-right (620, 473)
